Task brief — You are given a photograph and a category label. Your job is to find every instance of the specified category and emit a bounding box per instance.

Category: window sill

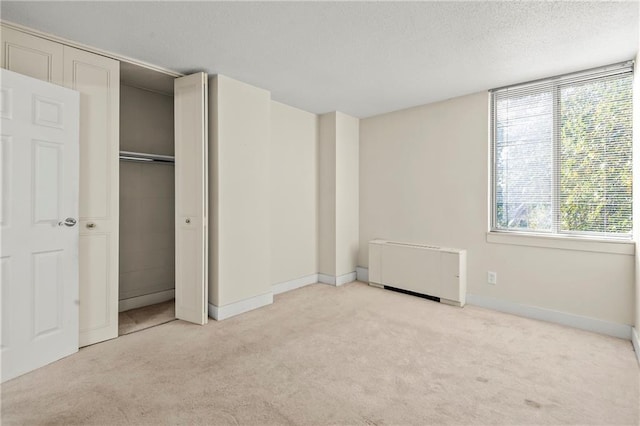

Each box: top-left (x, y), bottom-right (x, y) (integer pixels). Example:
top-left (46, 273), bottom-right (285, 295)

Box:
top-left (486, 231), bottom-right (635, 255)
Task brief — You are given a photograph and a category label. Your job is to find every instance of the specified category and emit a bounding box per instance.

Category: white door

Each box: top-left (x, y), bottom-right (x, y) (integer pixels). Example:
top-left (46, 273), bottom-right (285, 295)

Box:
top-left (0, 69), bottom-right (80, 382)
top-left (174, 72), bottom-right (208, 325)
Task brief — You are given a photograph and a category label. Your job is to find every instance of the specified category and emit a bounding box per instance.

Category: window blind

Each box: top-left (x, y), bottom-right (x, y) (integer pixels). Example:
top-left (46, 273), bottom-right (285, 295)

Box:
top-left (490, 61), bottom-right (634, 238)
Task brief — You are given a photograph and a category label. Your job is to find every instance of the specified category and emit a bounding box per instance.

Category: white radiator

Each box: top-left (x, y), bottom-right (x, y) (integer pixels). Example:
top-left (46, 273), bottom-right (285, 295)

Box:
top-left (368, 240), bottom-right (467, 307)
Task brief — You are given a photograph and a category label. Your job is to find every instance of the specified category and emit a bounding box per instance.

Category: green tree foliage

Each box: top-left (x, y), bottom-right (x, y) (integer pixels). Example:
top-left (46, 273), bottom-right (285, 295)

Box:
top-left (560, 75), bottom-right (633, 234)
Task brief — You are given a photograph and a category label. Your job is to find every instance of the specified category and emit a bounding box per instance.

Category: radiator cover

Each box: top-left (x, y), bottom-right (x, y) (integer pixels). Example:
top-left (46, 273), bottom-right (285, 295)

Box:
top-left (368, 240), bottom-right (467, 307)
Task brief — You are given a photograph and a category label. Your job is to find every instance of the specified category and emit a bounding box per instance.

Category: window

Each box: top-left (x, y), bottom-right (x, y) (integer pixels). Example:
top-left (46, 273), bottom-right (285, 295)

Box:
top-left (490, 62), bottom-right (634, 239)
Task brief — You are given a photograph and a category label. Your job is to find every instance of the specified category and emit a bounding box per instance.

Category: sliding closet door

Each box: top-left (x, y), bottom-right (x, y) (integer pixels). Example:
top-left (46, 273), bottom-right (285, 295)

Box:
top-left (63, 46), bottom-right (120, 346)
top-left (174, 72), bottom-right (208, 325)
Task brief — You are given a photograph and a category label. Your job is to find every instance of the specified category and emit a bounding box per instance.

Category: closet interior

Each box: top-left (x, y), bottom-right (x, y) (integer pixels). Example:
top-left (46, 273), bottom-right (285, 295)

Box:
top-left (118, 61), bottom-right (177, 335)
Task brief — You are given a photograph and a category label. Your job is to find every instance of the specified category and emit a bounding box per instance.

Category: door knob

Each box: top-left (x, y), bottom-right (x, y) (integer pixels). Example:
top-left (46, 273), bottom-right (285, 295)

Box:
top-left (86, 222), bottom-right (96, 229)
top-left (58, 217), bottom-right (77, 227)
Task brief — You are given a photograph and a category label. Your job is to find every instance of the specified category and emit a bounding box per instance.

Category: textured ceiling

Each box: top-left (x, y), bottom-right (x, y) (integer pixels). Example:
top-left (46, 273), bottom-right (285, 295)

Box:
top-left (1, 1), bottom-right (638, 118)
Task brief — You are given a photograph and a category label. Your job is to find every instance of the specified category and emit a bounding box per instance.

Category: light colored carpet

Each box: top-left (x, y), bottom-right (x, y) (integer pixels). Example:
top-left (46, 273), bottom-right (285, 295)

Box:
top-left (118, 299), bottom-right (176, 336)
top-left (1, 282), bottom-right (638, 425)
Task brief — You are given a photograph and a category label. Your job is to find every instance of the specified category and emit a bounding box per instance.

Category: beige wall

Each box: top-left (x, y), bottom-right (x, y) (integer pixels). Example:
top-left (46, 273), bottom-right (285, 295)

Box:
top-left (119, 84), bottom-right (175, 300)
top-left (359, 92), bottom-right (634, 325)
top-left (120, 84), bottom-right (174, 155)
top-left (318, 113), bottom-right (337, 275)
top-left (270, 101), bottom-right (318, 284)
top-left (210, 75), bottom-right (271, 306)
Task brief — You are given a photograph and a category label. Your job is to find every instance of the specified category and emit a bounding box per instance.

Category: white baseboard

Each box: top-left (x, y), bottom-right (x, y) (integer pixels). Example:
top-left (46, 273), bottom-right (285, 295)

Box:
top-left (318, 273), bottom-right (335, 285)
top-left (632, 327), bottom-right (640, 365)
top-left (119, 289), bottom-right (175, 312)
top-left (272, 273), bottom-right (318, 295)
top-left (351, 267), bottom-right (630, 340)
top-left (319, 271), bottom-right (356, 286)
top-left (208, 292), bottom-right (273, 321)
top-left (356, 266), bottom-right (369, 282)
top-left (467, 293), bottom-right (632, 340)
top-left (337, 271), bottom-right (356, 285)
top-left (209, 270), bottom-right (355, 322)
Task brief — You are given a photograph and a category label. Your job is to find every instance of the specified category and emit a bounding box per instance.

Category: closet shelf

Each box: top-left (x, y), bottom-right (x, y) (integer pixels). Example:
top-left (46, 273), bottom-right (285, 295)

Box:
top-left (119, 150), bottom-right (175, 164)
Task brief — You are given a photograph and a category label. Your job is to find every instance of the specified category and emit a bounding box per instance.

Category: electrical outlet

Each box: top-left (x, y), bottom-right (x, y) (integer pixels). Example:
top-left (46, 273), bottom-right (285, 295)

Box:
top-left (487, 271), bottom-right (497, 285)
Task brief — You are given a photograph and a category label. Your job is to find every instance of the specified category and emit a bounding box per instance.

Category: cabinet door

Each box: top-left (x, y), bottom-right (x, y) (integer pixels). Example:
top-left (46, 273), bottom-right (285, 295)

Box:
top-left (63, 46), bottom-right (120, 347)
top-left (439, 252), bottom-right (461, 303)
top-left (0, 25), bottom-right (63, 85)
top-left (174, 72), bottom-right (208, 325)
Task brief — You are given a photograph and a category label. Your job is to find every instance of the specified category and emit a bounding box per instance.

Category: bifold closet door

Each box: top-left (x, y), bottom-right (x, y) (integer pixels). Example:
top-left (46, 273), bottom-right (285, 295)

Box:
top-left (174, 72), bottom-right (208, 325)
top-left (63, 46), bottom-right (120, 347)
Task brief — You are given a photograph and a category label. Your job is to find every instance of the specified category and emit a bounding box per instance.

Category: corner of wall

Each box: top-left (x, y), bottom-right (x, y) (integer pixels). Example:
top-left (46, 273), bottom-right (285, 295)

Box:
top-left (318, 112), bottom-right (337, 276)
top-left (317, 111), bottom-right (360, 277)
top-left (208, 74), bottom-right (220, 307)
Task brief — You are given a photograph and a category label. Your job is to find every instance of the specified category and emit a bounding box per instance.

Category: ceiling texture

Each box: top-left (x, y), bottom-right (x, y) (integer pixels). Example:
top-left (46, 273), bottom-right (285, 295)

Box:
top-left (1, 1), bottom-right (638, 118)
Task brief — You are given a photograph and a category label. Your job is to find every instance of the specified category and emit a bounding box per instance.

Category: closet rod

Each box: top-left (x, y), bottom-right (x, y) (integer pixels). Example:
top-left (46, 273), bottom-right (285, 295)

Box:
top-left (119, 150), bottom-right (175, 164)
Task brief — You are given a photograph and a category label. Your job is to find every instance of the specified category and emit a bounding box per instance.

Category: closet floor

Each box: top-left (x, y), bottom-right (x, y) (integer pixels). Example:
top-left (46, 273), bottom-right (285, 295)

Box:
top-left (118, 300), bottom-right (176, 335)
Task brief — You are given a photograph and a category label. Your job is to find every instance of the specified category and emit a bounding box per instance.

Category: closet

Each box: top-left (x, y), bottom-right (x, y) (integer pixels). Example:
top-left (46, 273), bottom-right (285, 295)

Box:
top-left (1, 22), bottom-right (208, 361)
top-left (118, 63), bottom-right (177, 334)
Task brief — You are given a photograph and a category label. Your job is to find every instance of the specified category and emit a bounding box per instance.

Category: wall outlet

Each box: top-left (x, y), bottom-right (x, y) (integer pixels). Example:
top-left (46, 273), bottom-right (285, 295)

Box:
top-left (487, 271), bottom-right (497, 285)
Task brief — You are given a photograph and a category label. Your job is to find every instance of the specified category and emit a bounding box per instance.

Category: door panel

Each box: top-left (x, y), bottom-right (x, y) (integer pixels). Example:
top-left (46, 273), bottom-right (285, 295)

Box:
top-left (174, 72), bottom-right (208, 325)
top-left (1, 135), bottom-right (12, 227)
top-left (65, 52), bottom-right (116, 220)
top-left (32, 140), bottom-right (63, 224)
top-left (33, 249), bottom-right (64, 337)
top-left (0, 26), bottom-right (63, 85)
top-left (78, 233), bottom-right (111, 336)
top-left (63, 46), bottom-right (120, 347)
top-left (1, 257), bottom-right (11, 350)
top-left (0, 69), bottom-right (79, 382)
